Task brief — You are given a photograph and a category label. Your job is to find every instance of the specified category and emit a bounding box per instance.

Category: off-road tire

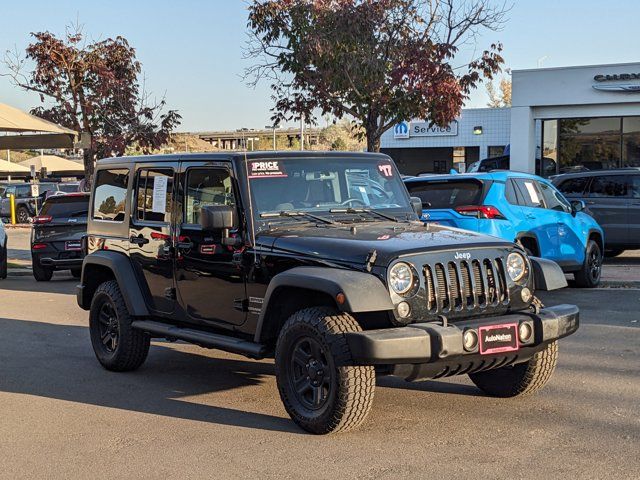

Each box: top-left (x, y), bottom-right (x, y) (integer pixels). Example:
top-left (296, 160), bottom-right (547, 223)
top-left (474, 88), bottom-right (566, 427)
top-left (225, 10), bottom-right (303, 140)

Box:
top-left (89, 280), bottom-right (150, 372)
top-left (0, 243), bottom-right (7, 279)
top-left (16, 206), bottom-right (29, 224)
top-left (32, 258), bottom-right (53, 282)
top-left (275, 307), bottom-right (375, 434)
top-left (469, 341), bottom-right (558, 397)
top-left (574, 239), bottom-right (602, 288)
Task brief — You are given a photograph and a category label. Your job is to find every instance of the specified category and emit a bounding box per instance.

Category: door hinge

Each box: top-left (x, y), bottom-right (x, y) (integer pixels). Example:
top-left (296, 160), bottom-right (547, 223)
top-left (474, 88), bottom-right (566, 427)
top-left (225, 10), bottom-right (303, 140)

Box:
top-left (233, 298), bottom-right (248, 312)
top-left (164, 287), bottom-right (176, 300)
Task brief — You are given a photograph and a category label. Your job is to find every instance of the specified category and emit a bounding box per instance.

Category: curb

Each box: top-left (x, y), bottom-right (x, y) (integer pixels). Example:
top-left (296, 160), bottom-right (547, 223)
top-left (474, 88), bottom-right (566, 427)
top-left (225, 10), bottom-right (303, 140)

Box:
top-left (7, 268), bottom-right (33, 277)
top-left (599, 280), bottom-right (640, 289)
top-left (2, 224), bottom-right (32, 229)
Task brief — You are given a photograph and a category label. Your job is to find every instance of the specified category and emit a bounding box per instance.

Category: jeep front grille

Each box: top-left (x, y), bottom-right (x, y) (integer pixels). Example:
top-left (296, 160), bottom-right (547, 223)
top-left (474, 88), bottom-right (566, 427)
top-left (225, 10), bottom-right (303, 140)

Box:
top-left (423, 258), bottom-right (508, 314)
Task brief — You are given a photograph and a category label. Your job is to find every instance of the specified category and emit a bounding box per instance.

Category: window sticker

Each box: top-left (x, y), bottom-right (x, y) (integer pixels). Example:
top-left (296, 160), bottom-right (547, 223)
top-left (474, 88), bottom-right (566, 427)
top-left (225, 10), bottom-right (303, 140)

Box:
top-left (248, 160), bottom-right (288, 179)
top-left (524, 181), bottom-right (540, 205)
top-left (152, 175), bottom-right (168, 213)
top-left (378, 162), bottom-right (394, 178)
top-left (358, 185), bottom-right (371, 205)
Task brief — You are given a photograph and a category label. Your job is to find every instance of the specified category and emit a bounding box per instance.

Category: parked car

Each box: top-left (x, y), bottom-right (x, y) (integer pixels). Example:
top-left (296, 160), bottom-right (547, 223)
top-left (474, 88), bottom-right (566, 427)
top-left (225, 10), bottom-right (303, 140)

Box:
top-left (553, 168), bottom-right (640, 257)
top-left (0, 219), bottom-right (7, 279)
top-left (76, 152), bottom-right (579, 434)
top-left (404, 171), bottom-right (604, 287)
top-left (467, 155), bottom-right (557, 177)
top-left (31, 193), bottom-right (89, 281)
top-left (0, 182), bottom-right (61, 223)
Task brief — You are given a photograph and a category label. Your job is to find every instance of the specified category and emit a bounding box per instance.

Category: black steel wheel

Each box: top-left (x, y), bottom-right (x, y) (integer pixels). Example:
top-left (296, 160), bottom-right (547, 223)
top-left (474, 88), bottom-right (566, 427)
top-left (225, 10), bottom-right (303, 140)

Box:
top-left (574, 239), bottom-right (602, 288)
top-left (89, 280), bottom-right (150, 371)
top-left (275, 307), bottom-right (375, 434)
top-left (288, 335), bottom-right (334, 411)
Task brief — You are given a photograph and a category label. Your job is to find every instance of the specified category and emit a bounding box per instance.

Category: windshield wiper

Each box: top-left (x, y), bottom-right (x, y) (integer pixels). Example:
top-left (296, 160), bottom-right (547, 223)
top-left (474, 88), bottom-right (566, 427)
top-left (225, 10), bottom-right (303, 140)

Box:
top-left (260, 210), bottom-right (337, 225)
top-left (329, 207), bottom-right (400, 222)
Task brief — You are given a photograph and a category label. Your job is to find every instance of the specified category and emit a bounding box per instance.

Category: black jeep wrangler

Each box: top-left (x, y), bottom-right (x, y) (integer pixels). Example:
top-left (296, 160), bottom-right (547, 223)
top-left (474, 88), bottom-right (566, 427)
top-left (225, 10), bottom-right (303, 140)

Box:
top-left (77, 152), bottom-right (578, 434)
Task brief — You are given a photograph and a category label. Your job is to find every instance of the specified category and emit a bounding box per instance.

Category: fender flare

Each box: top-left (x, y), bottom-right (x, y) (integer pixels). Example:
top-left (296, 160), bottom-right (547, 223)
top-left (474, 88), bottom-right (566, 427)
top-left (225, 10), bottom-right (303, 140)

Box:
top-left (587, 228), bottom-right (604, 251)
top-left (77, 250), bottom-right (150, 316)
top-left (254, 266), bottom-right (394, 343)
top-left (529, 256), bottom-right (567, 291)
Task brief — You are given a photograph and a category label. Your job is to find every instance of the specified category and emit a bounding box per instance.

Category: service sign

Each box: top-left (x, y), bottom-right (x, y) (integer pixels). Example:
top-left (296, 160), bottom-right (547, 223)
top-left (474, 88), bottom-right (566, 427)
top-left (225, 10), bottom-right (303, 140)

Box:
top-left (248, 160), bottom-right (288, 179)
top-left (410, 120), bottom-right (458, 137)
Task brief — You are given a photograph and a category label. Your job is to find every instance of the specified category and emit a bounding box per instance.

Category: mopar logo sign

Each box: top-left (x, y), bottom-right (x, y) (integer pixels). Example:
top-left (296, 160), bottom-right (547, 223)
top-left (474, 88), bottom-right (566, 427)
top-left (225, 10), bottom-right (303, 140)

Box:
top-left (394, 121), bottom-right (410, 139)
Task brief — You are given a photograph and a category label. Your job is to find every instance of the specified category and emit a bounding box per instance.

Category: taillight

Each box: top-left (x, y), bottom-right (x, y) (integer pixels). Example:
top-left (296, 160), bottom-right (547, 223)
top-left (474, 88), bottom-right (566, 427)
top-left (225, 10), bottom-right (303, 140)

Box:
top-left (31, 215), bottom-right (52, 224)
top-left (32, 243), bottom-right (48, 250)
top-left (455, 205), bottom-right (506, 220)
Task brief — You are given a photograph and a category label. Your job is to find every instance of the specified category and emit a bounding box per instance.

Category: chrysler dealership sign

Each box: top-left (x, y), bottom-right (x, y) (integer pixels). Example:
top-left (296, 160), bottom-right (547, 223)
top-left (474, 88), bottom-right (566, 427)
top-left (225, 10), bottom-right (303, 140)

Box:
top-left (393, 120), bottom-right (458, 139)
top-left (592, 72), bottom-right (640, 92)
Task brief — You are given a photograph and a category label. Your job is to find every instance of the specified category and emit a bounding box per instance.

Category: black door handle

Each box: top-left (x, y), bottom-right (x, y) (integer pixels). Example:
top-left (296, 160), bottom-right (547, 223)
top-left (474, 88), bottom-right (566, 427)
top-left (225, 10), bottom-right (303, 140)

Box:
top-left (129, 235), bottom-right (149, 246)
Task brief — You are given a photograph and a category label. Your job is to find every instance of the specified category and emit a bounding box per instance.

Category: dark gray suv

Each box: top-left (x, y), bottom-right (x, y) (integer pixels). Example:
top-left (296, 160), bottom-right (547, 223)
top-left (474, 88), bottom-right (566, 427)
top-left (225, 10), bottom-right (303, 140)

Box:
top-left (553, 169), bottom-right (640, 256)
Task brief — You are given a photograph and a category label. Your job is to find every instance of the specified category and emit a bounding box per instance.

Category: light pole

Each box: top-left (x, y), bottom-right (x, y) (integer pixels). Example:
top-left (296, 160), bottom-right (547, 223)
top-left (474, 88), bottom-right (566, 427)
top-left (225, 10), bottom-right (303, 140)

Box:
top-left (265, 125), bottom-right (278, 151)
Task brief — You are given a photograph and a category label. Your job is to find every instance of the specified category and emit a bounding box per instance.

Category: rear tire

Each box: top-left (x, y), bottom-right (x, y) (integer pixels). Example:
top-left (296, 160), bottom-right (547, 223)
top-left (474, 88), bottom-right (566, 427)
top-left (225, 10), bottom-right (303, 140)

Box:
top-left (469, 341), bottom-right (558, 397)
top-left (574, 239), bottom-right (602, 288)
top-left (0, 243), bottom-right (7, 279)
top-left (89, 280), bottom-right (150, 372)
top-left (275, 307), bottom-right (375, 434)
top-left (32, 258), bottom-right (53, 282)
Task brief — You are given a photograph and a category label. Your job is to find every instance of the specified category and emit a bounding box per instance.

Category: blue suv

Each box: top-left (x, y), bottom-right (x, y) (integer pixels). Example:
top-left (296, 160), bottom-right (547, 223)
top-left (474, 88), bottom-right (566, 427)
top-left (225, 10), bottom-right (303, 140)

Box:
top-left (405, 172), bottom-right (604, 287)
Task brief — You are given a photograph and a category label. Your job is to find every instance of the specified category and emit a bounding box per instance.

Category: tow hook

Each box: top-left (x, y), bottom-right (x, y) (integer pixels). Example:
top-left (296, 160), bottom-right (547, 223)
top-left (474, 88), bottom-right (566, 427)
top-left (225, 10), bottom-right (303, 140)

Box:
top-left (529, 296), bottom-right (545, 314)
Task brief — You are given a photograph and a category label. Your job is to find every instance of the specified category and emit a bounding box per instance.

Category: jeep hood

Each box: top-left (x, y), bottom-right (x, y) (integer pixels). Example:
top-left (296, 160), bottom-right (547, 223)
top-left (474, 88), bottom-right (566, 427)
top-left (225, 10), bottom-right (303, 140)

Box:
top-left (255, 221), bottom-right (513, 266)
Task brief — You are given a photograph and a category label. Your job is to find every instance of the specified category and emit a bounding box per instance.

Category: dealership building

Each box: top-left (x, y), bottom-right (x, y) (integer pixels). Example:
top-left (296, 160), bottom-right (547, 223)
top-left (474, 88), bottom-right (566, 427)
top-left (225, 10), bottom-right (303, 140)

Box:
top-left (381, 62), bottom-right (640, 177)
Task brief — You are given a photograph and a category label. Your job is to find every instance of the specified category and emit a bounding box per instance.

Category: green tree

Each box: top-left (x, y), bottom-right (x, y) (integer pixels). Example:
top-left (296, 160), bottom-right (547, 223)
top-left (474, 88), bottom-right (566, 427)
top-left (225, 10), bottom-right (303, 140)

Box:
top-left (246, 0), bottom-right (506, 151)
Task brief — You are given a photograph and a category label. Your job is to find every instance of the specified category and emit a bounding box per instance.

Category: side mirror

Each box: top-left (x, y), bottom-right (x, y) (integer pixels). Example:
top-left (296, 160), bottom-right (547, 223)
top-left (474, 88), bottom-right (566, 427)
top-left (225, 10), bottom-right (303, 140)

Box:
top-left (200, 204), bottom-right (237, 231)
top-left (410, 196), bottom-right (423, 217)
top-left (571, 200), bottom-right (585, 215)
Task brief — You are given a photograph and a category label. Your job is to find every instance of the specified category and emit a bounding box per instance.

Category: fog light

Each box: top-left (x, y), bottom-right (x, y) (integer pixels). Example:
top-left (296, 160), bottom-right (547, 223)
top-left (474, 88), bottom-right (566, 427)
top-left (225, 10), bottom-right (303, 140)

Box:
top-left (519, 322), bottom-right (533, 342)
top-left (463, 329), bottom-right (478, 351)
top-left (521, 287), bottom-right (532, 303)
top-left (396, 301), bottom-right (411, 318)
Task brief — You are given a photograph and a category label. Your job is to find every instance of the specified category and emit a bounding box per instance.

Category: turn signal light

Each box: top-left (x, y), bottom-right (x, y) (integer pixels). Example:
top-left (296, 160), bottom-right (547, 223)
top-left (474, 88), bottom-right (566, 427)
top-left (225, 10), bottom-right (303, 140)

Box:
top-left (455, 205), bottom-right (506, 220)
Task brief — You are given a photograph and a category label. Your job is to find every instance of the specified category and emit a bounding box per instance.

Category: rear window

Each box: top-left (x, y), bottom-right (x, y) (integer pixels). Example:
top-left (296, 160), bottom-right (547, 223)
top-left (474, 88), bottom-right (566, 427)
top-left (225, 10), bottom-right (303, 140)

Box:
top-left (406, 180), bottom-right (483, 209)
top-left (40, 195), bottom-right (89, 218)
top-left (93, 169), bottom-right (129, 221)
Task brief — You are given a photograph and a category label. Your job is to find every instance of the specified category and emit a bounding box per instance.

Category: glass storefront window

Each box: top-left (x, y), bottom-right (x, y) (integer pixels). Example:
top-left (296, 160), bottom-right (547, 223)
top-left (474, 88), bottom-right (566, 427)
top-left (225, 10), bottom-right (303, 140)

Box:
top-left (623, 117), bottom-right (640, 167)
top-left (539, 120), bottom-right (558, 177)
top-left (558, 117), bottom-right (621, 173)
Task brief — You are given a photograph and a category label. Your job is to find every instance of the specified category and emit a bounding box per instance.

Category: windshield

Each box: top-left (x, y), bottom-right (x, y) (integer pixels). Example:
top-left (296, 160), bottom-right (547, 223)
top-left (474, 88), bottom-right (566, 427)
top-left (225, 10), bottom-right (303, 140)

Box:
top-left (247, 157), bottom-right (412, 222)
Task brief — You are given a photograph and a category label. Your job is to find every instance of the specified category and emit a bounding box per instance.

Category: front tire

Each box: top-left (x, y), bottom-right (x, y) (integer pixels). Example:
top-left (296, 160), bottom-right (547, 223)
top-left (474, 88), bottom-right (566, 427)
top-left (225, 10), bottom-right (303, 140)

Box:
top-left (32, 258), bottom-right (53, 282)
top-left (0, 243), bottom-right (7, 279)
top-left (16, 206), bottom-right (30, 224)
top-left (275, 307), bottom-right (375, 434)
top-left (89, 280), bottom-right (150, 372)
top-left (469, 341), bottom-right (558, 397)
top-left (574, 239), bottom-right (602, 288)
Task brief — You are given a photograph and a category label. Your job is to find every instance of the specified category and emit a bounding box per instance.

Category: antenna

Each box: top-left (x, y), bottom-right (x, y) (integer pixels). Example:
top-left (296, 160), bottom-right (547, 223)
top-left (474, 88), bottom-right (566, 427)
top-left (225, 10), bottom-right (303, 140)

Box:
top-left (241, 128), bottom-right (258, 264)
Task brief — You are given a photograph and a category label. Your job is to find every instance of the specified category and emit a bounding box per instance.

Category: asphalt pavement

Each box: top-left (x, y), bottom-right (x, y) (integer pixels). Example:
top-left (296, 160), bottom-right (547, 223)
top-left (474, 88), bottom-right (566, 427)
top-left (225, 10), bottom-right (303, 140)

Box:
top-left (0, 272), bottom-right (638, 479)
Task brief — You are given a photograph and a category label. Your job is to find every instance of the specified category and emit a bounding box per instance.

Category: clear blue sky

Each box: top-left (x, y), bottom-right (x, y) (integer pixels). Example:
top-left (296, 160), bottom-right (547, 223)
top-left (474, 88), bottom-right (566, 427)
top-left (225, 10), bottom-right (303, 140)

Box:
top-left (1, 0), bottom-right (638, 132)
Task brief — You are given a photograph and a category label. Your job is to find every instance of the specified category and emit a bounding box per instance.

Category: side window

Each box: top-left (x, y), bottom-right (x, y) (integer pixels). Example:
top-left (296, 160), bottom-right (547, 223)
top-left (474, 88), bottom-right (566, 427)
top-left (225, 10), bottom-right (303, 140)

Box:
top-left (16, 185), bottom-right (30, 199)
top-left (93, 169), bottom-right (129, 222)
top-left (184, 168), bottom-right (235, 225)
top-left (557, 177), bottom-right (589, 196)
top-left (513, 179), bottom-right (544, 208)
top-left (505, 179), bottom-right (520, 205)
top-left (135, 168), bottom-right (174, 223)
top-left (538, 181), bottom-right (570, 213)
top-left (587, 176), bottom-right (629, 198)
top-left (631, 176), bottom-right (640, 199)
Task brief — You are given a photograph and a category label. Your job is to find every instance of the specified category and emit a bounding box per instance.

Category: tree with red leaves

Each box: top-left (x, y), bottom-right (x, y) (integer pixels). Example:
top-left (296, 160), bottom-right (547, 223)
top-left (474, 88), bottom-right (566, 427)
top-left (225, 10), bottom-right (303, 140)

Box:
top-left (4, 25), bottom-right (181, 181)
top-left (246, 0), bottom-right (506, 151)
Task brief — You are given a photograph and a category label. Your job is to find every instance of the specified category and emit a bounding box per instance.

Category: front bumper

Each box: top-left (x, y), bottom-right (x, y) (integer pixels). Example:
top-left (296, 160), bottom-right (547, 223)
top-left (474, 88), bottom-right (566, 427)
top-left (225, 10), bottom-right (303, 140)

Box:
top-left (346, 304), bottom-right (578, 380)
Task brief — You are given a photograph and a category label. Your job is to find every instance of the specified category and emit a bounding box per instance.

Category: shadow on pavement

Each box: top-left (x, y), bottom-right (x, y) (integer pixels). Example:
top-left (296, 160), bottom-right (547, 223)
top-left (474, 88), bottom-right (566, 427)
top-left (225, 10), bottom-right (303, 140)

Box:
top-left (0, 317), bottom-right (299, 434)
top-left (0, 273), bottom-right (78, 295)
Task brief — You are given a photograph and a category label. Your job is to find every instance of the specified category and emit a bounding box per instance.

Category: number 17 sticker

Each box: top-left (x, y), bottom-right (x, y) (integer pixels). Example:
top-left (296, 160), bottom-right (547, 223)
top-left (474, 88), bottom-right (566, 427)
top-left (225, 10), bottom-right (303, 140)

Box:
top-left (378, 162), bottom-right (393, 177)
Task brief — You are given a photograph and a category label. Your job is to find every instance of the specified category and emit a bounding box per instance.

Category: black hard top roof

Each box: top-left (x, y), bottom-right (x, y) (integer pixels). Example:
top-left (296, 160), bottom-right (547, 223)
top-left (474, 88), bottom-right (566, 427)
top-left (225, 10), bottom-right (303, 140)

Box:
top-left (96, 150), bottom-right (389, 166)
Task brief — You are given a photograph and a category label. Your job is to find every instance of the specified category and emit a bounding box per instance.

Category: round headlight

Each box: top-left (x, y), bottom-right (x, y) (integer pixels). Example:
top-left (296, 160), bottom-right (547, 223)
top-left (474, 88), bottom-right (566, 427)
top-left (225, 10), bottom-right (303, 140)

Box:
top-left (506, 252), bottom-right (527, 282)
top-left (389, 262), bottom-right (414, 295)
